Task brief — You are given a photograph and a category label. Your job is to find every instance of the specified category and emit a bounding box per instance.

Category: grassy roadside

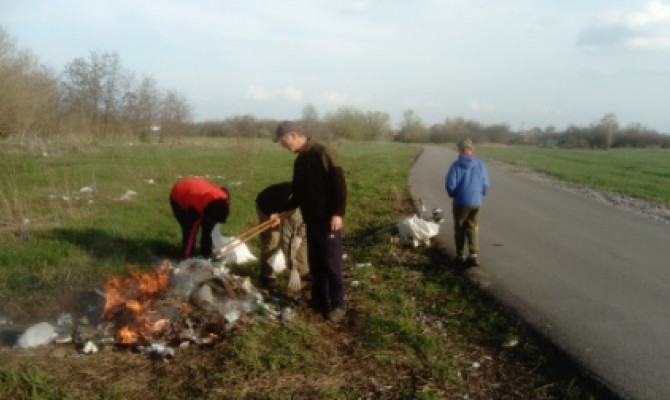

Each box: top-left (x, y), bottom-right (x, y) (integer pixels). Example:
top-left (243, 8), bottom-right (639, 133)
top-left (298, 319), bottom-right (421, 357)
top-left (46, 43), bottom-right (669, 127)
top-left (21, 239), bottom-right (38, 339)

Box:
top-left (475, 144), bottom-right (670, 207)
top-left (1, 139), bottom-right (606, 399)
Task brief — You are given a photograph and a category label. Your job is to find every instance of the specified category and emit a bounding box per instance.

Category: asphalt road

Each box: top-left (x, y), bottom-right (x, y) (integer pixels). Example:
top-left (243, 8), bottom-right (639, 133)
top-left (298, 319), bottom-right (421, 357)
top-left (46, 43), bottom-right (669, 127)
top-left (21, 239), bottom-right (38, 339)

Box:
top-left (407, 146), bottom-right (670, 400)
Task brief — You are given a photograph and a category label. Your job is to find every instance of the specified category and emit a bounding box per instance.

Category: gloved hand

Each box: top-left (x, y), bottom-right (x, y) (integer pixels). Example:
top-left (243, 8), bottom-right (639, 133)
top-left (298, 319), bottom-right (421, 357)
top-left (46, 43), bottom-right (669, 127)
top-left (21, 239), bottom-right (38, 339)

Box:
top-left (287, 268), bottom-right (301, 292)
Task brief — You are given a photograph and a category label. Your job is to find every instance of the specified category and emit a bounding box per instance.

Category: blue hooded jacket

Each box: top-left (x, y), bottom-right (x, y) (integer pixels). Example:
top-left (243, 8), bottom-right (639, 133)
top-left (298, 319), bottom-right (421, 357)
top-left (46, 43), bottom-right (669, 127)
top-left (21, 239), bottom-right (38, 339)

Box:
top-left (445, 154), bottom-right (489, 206)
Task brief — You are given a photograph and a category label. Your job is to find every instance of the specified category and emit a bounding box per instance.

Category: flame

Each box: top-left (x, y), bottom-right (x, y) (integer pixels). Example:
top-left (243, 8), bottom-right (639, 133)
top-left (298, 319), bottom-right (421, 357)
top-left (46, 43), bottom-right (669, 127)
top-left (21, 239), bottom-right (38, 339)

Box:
top-left (118, 325), bottom-right (139, 344)
top-left (102, 262), bottom-right (171, 344)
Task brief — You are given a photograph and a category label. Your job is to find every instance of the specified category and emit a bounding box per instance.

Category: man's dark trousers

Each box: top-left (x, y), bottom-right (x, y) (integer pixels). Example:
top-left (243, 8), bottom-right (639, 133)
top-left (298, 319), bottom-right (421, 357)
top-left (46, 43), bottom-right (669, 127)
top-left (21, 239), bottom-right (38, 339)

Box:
top-left (306, 222), bottom-right (345, 312)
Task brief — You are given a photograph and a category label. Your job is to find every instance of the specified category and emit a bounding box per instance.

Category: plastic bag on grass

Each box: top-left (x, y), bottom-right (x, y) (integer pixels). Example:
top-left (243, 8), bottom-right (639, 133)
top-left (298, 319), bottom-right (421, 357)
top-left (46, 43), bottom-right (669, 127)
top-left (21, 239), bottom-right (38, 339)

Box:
top-left (397, 214), bottom-right (440, 247)
top-left (15, 322), bottom-right (58, 348)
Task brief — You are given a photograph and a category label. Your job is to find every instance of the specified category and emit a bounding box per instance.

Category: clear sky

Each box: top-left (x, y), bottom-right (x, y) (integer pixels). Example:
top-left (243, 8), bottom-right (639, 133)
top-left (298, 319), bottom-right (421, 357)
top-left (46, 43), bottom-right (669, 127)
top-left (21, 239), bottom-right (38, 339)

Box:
top-left (2, 0), bottom-right (670, 133)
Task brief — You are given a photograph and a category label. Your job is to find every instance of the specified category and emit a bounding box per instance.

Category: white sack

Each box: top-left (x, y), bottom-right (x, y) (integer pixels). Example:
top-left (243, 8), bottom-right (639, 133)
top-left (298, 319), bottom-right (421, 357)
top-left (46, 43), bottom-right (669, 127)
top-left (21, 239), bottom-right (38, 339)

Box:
top-left (267, 249), bottom-right (287, 274)
top-left (16, 322), bottom-right (57, 348)
top-left (396, 214), bottom-right (440, 247)
top-left (212, 224), bottom-right (257, 265)
top-left (211, 223), bottom-right (225, 252)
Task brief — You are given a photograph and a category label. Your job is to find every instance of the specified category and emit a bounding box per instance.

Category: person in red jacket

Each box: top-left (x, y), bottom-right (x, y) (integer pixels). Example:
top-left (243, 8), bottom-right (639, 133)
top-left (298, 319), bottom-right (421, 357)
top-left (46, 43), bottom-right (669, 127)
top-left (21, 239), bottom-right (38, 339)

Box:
top-left (169, 177), bottom-right (230, 259)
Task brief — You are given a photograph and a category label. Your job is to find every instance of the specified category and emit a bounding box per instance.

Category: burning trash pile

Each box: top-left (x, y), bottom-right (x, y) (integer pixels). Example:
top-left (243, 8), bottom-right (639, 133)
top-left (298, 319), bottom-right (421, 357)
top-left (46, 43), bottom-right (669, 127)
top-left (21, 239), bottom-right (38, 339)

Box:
top-left (13, 258), bottom-right (291, 359)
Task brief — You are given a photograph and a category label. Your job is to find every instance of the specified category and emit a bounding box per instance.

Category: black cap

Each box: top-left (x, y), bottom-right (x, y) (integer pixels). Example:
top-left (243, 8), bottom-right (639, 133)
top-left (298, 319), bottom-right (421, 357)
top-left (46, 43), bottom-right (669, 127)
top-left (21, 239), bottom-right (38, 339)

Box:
top-left (274, 120), bottom-right (300, 142)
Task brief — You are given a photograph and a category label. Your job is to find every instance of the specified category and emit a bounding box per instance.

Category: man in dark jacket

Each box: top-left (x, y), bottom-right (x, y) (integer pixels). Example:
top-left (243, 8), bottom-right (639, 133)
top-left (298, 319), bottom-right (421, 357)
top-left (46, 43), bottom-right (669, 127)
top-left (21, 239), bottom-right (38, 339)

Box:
top-left (271, 121), bottom-right (348, 322)
top-left (445, 138), bottom-right (490, 267)
top-left (170, 177), bottom-right (230, 259)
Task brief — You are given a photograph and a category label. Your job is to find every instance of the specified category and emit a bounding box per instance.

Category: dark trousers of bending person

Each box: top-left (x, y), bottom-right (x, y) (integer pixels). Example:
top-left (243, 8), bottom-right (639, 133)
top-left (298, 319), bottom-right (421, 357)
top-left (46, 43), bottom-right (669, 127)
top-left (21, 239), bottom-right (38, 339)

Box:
top-left (170, 199), bottom-right (215, 258)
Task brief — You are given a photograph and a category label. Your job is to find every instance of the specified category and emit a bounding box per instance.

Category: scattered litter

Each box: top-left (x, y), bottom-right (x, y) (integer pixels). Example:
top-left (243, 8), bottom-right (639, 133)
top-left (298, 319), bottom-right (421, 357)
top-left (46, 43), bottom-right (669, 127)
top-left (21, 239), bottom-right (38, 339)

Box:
top-left (351, 280), bottom-right (361, 288)
top-left (224, 310), bottom-right (240, 324)
top-left (145, 178), bottom-right (156, 184)
top-left (397, 214), bottom-right (440, 247)
top-left (15, 322), bottom-right (58, 348)
top-left (355, 262), bottom-right (372, 268)
top-left (117, 190), bottom-right (138, 201)
top-left (193, 284), bottom-right (214, 307)
top-left (139, 342), bottom-right (174, 359)
top-left (280, 307), bottom-right (294, 322)
top-left (79, 186), bottom-right (94, 193)
top-left (57, 313), bottom-right (73, 327)
top-left (81, 340), bottom-right (98, 354)
top-left (267, 249), bottom-right (287, 274)
top-left (502, 337), bottom-right (519, 348)
top-left (431, 207), bottom-right (444, 223)
top-left (55, 333), bottom-right (73, 344)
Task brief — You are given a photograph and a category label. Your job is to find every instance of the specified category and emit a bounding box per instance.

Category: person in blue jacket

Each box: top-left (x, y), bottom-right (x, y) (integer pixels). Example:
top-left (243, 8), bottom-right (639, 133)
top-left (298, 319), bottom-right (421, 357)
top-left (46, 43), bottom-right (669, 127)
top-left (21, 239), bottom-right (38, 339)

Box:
top-left (445, 138), bottom-right (490, 267)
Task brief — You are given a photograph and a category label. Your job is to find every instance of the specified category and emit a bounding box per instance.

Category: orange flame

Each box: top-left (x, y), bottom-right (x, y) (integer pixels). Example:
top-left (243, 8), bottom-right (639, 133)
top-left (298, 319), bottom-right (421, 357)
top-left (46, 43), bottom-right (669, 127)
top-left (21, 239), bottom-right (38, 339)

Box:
top-left (102, 262), bottom-right (171, 344)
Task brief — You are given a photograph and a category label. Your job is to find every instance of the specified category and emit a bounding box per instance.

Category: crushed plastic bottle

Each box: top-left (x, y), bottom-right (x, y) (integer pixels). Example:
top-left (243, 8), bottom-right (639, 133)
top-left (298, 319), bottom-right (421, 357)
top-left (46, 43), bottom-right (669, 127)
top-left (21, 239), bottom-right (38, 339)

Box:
top-left (280, 307), bottom-right (294, 322)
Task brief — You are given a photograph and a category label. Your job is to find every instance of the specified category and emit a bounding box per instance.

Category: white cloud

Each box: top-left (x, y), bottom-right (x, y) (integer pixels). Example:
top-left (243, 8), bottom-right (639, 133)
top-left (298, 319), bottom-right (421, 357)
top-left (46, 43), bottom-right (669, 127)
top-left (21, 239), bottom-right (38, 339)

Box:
top-left (469, 101), bottom-right (497, 112)
top-left (247, 86), bottom-right (276, 101)
top-left (321, 91), bottom-right (352, 104)
top-left (578, 1), bottom-right (670, 50)
top-left (283, 87), bottom-right (304, 101)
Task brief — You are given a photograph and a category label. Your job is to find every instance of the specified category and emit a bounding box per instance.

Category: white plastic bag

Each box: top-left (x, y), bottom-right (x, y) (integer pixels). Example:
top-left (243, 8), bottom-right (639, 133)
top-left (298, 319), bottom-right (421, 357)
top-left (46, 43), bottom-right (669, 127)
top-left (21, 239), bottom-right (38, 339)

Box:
top-left (396, 214), bottom-right (440, 247)
top-left (212, 225), bottom-right (257, 265)
top-left (211, 223), bottom-right (225, 253)
top-left (224, 240), bottom-right (257, 265)
top-left (16, 322), bottom-right (57, 348)
top-left (267, 249), bottom-right (287, 274)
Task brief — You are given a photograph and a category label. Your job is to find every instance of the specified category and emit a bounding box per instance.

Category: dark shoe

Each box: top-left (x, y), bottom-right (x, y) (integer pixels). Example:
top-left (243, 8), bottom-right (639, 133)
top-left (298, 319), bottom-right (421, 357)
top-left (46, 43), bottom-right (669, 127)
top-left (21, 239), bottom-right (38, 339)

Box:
top-left (327, 308), bottom-right (346, 322)
top-left (453, 255), bottom-right (466, 266)
top-left (308, 299), bottom-right (327, 313)
top-left (467, 255), bottom-right (480, 267)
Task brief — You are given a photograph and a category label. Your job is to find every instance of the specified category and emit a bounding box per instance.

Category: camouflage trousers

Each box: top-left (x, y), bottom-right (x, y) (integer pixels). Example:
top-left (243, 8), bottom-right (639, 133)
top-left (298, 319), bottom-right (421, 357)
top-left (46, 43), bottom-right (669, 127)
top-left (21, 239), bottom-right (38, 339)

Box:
top-left (256, 206), bottom-right (309, 284)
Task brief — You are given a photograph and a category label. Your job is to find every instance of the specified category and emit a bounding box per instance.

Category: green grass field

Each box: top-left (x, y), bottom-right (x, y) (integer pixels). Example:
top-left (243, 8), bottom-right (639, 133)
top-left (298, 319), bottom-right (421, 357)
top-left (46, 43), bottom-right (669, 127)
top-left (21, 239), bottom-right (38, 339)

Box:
top-left (0, 139), bottom-right (619, 399)
top-left (476, 145), bottom-right (670, 206)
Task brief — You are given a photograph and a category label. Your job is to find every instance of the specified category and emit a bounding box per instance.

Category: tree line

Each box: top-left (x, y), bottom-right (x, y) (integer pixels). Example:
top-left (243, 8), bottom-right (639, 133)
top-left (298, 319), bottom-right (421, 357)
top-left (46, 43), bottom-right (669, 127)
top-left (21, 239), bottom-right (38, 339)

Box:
top-left (197, 108), bottom-right (670, 149)
top-left (0, 28), bottom-right (191, 142)
top-left (2, 26), bottom-right (669, 149)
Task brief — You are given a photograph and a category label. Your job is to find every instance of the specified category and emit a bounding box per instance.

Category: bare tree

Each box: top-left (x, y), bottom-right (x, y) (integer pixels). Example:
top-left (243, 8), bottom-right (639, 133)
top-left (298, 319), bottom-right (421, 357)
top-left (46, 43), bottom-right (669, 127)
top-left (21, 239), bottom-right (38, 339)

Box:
top-left (0, 28), bottom-right (58, 140)
top-left (159, 90), bottom-right (192, 140)
top-left (301, 103), bottom-right (319, 122)
top-left (60, 50), bottom-right (132, 137)
top-left (600, 113), bottom-right (618, 150)
top-left (397, 109), bottom-right (428, 142)
top-left (124, 76), bottom-right (160, 141)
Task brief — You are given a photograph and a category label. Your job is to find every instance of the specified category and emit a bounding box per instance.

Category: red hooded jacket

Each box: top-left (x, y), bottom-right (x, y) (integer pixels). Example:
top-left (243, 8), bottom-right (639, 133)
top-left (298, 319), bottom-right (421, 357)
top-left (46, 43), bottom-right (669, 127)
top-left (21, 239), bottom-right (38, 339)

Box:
top-left (170, 178), bottom-right (228, 215)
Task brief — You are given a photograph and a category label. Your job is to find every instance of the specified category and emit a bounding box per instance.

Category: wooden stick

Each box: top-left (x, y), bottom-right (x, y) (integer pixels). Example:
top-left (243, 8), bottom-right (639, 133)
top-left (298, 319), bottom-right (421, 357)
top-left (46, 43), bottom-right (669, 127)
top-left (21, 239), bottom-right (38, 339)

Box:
top-left (217, 210), bottom-right (294, 256)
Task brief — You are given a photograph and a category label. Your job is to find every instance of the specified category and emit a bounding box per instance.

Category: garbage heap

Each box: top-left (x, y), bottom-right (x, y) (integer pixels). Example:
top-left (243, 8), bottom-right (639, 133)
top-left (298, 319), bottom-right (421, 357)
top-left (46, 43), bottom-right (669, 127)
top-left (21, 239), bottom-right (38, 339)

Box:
top-left (14, 258), bottom-right (290, 359)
